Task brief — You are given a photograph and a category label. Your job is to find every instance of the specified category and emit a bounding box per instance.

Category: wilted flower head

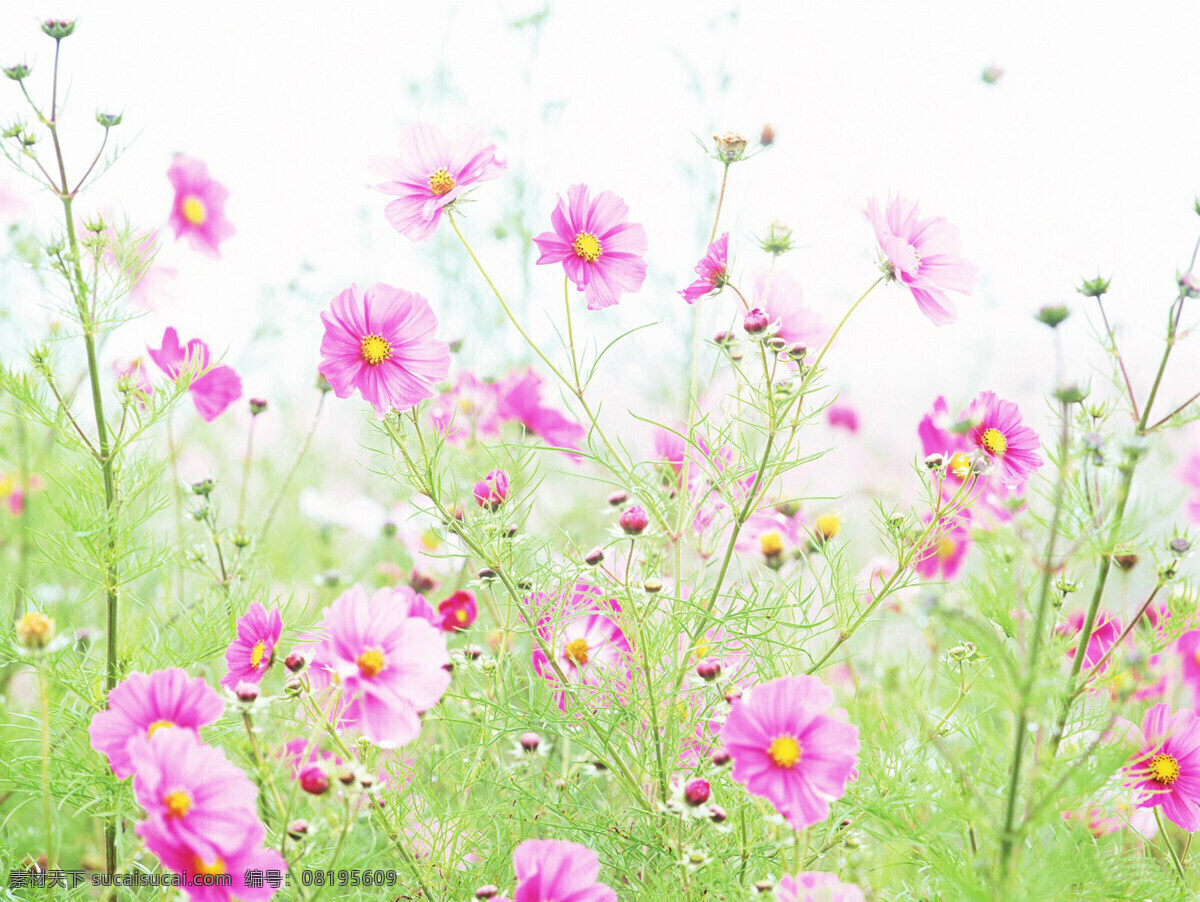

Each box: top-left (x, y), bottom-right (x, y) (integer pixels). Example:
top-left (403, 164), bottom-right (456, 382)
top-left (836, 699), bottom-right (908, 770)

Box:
top-left (167, 155), bottom-right (234, 259)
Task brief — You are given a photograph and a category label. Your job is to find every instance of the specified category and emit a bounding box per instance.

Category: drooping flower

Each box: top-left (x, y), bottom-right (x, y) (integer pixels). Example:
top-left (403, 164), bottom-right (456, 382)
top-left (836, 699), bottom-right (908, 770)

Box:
top-left (89, 668), bottom-right (225, 779)
top-left (533, 184), bottom-right (648, 310)
top-left (495, 368), bottom-right (586, 452)
top-left (317, 282), bottom-right (451, 417)
top-left (1058, 610), bottom-right (1122, 676)
top-left (372, 123), bottom-right (506, 242)
top-left (1125, 703), bottom-right (1200, 831)
top-left (679, 233), bottom-right (729, 304)
top-left (306, 584), bottom-right (450, 747)
top-left (914, 513), bottom-right (972, 581)
top-left (720, 675), bottom-right (859, 829)
top-left (965, 391), bottom-right (1043, 487)
top-left (140, 817), bottom-right (285, 902)
top-left (750, 271), bottom-right (830, 348)
top-left (473, 469), bottom-right (510, 510)
top-left (437, 590), bottom-right (477, 632)
top-left (129, 727), bottom-right (262, 862)
top-left (776, 872), bottom-right (866, 902)
top-left (509, 839), bottom-right (616, 902)
top-left (167, 155), bottom-right (234, 259)
top-left (221, 603), bottom-right (283, 690)
top-left (148, 327), bottom-right (242, 422)
top-left (867, 195), bottom-right (977, 325)
top-left (1180, 453), bottom-right (1200, 525)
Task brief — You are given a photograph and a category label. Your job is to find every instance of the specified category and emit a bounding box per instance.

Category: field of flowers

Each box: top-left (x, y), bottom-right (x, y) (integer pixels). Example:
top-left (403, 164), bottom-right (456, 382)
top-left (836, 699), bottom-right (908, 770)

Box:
top-left (2, 12), bottom-right (1200, 902)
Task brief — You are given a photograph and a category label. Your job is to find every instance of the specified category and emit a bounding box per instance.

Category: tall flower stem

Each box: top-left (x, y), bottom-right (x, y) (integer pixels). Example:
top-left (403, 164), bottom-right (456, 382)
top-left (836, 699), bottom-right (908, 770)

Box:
top-left (38, 664), bottom-right (54, 867)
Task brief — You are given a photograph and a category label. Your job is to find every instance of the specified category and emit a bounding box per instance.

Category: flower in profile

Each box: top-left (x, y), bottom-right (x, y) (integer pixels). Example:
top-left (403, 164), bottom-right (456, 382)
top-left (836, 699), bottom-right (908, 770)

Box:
top-left (867, 195), bottom-right (977, 325)
top-left (529, 583), bottom-right (633, 711)
top-left (1058, 610), bottom-right (1121, 676)
top-left (221, 603), bottom-right (283, 690)
top-left (777, 872), bottom-right (866, 902)
top-left (140, 817), bottom-right (285, 902)
top-left (473, 469), bottom-right (510, 510)
top-left (148, 327), bottom-right (243, 422)
top-left (317, 282), bottom-right (451, 417)
top-left (720, 675), bottom-right (859, 829)
top-left (1126, 703), bottom-right (1200, 831)
top-left (509, 839), bottom-right (616, 902)
top-left (129, 728), bottom-right (261, 862)
top-left (914, 513), bottom-right (972, 581)
top-left (307, 584), bottom-right (450, 747)
top-left (533, 184), bottom-right (648, 310)
top-left (167, 155), bottom-right (234, 259)
top-left (750, 271), bottom-right (830, 348)
top-left (89, 668), bottom-right (225, 779)
top-left (1181, 453), bottom-right (1200, 525)
top-left (437, 590), bottom-right (477, 632)
top-left (965, 391), bottom-right (1043, 487)
top-left (826, 404), bottom-right (859, 433)
top-left (495, 368), bottom-right (586, 453)
top-left (372, 123), bottom-right (505, 241)
top-left (679, 233), bottom-right (729, 304)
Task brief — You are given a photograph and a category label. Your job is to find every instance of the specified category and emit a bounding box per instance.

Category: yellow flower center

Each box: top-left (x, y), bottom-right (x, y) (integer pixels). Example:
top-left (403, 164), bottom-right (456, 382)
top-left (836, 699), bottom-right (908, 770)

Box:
top-left (760, 530), bottom-right (784, 557)
top-left (980, 427), bottom-right (1008, 456)
top-left (573, 232), bottom-right (603, 263)
top-left (949, 452), bottom-right (972, 478)
top-left (1149, 753), bottom-right (1181, 786)
top-left (938, 537), bottom-right (958, 561)
top-left (692, 642), bottom-right (712, 662)
top-left (356, 648), bottom-right (386, 679)
top-left (163, 790), bottom-right (192, 818)
top-left (767, 735), bottom-right (802, 769)
top-left (15, 611), bottom-right (54, 647)
top-left (191, 855), bottom-right (226, 877)
top-left (250, 640), bottom-right (267, 670)
top-left (360, 333), bottom-right (392, 366)
top-left (455, 609), bottom-right (468, 623)
top-left (147, 720), bottom-right (175, 739)
top-left (181, 196), bottom-right (207, 226)
top-left (564, 638), bottom-right (590, 666)
top-left (1194, 648), bottom-right (1200, 667)
top-left (428, 168), bottom-right (456, 196)
top-left (815, 513), bottom-right (841, 540)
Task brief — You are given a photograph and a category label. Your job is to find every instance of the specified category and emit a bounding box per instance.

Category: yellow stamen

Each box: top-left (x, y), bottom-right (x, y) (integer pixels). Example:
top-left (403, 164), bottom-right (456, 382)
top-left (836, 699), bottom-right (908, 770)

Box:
top-left (815, 513), bottom-right (840, 540)
top-left (760, 530), bottom-right (784, 557)
top-left (573, 232), bottom-right (603, 263)
top-left (356, 648), bottom-right (386, 678)
top-left (938, 538), bottom-right (958, 561)
top-left (1149, 753), bottom-right (1181, 786)
top-left (191, 855), bottom-right (226, 877)
top-left (163, 790), bottom-right (192, 818)
top-left (181, 196), bottom-right (207, 226)
top-left (692, 642), bottom-right (712, 662)
top-left (564, 638), bottom-right (590, 666)
top-left (455, 609), bottom-right (468, 623)
top-left (949, 451), bottom-right (972, 478)
top-left (767, 736), bottom-right (802, 769)
top-left (360, 333), bottom-right (392, 366)
top-left (980, 427), bottom-right (1008, 456)
top-left (147, 720), bottom-right (175, 739)
top-left (250, 640), bottom-right (267, 670)
top-left (428, 168), bottom-right (455, 196)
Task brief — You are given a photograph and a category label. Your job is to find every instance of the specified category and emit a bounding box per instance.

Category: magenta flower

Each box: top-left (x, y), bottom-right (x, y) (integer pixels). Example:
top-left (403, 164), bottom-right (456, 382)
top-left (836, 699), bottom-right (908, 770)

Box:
top-left (679, 233), bottom-right (729, 304)
top-left (221, 602), bottom-right (283, 690)
top-left (140, 817), bottom-right (285, 902)
top-left (1177, 630), bottom-right (1200, 710)
top-left (437, 590), bottom-right (478, 632)
top-left (777, 872), bottom-right (866, 902)
top-left (307, 584), bottom-right (450, 747)
top-left (750, 271), bottom-right (830, 347)
top-left (1126, 703), bottom-right (1200, 831)
top-left (318, 282), bottom-right (451, 417)
top-left (914, 513), bottom-right (972, 581)
top-left (129, 727), bottom-right (261, 862)
top-left (89, 668), bottom-right (225, 779)
top-left (966, 391), bottom-right (1044, 487)
top-left (167, 155), bottom-right (234, 259)
top-left (826, 404), bottom-right (859, 433)
top-left (720, 675), bottom-right (859, 829)
top-left (473, 469), bottom-right (510, 510)
top-left (372, 123), bottom-right (505, 242)
top-left (394, 585), bottom-right (442, 630)
top-left (1181, 452), bottom-right (1200, 525)
top-left (1058, 610), bottom-right (1121, 676)
top-left (510, 839), bottom-right (616, 902)
top-left (867, 196), bottom-right (977, 325)
top-left (148, 327), bottom-right (242, 422)
top-left (496, 368), bottom-right (586, 452)
top-left (533, 184), bottom-right (648, 310)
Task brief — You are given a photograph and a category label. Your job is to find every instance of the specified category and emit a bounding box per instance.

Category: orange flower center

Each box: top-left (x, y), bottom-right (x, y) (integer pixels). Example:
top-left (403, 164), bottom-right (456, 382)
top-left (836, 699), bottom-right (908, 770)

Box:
top-left (573, 232), bottom-right (603, 263)
top-left (360, 334), bottom-right (392, 366)
top-left (164, 790), bottom-right (192, 818)
top-left (250, 640), bottom-right (267, 670)
top-left (767, 735), bottom-right (802, 769)
top-left (980, 427), bottom-right (1008, 456)
top-left (428, 168), bottom-right (455, 196)
top-left (356, 648), bottom-right (386, 678)
top-left (948, 451), bottom-right (972, 478)
top-left (1149, 753), bottom-right (1181, 786)
top-left (181, 196), bottom-right (207, 226)
top-left (564, 638), bottom-right (590, 665)
top-left (938, 537), bottom-right (958, 561)
top-left (147, 719), bottom-right (175, 739)
top-left (191, 855), bottom-right (226, 877)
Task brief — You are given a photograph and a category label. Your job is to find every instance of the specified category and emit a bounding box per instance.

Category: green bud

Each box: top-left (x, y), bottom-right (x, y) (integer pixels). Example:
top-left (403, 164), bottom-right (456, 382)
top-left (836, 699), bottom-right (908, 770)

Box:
top-left (20, 132), bottom-right (37, 147)
top-left (95, 112), bottom-right (122, 128)
top-left (1035, 305), bottom-right (1070, 328)
top-left (3, 64), bottom-right (31, 81)
top-left (316, 372), bottom-right (332, 393)
top-left (758, 219), bottom-right (794, 256)
top-left (1077, 274), bottom-right (1111, 298)
top-left (41, 19), bottom-right (76, 40)
top-left (1053, 383), bottom-right (1089, 404)
top-left (2, 123), bottom-right (22, 139)
top-left (191, 476), bottom-right (216, 496)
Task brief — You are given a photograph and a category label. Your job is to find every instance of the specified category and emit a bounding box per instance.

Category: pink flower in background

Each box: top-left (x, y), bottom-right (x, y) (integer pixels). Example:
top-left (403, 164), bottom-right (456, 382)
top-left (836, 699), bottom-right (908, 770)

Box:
top-left (534, 184), bottom-right (648, 310)
top-left (113, 358), bottom-right (154, 398)
top-left (1126, 703), bottom-right (1200, 831)
top-left (395, 585), bottom-right (442, 630)
top-left (510, 839), bottom-right (616, 902)
top-left (777, 872), bottom-right (866, 902)
top-left (737, 507), bottom-right (808, 565)
top-left (103, 226), bottom-right (176, 308)
top-left (307, 584), bottom-right (450, 747)
top-left (437, 590), bottom-right (477, 632)
top-left (318, 282), bottom-right (451, 417)
top-left (473, 468), bottom-right (510, 510)
top-left (221, 603), bottom-right (283, 689)
top-left (675, 627), bottom-right (756, 766)
top-left (129, 728), bottom-right (261, 861)
top-left (148, 327), bottom-right (242, 422)
top-left (751, 271), bottom-right (830, 347)
top-left (867, 195), bottom-right (977, 325)
top-left (1181, 453), bottom-right (1200, 525)
top-left (653, 427), bottom-right (687, 479)
top-left (89, 668), bottom-right (224, 779)
top-left (167, 155), bottom-right (234, 259)
top-left (966, 391), bottom-right (1044, 487)
top-left (496, 368), bottom-right (586, 452)
top-left (827, 404), bottom-right (859, 433)
top-left (1059, 610), bottom-right (1121, 676)
top-left (1177, 630), bottom-right (1200, 710)
top-left (0, 473), bottom-right (42, 517)
top-left (429, 371), bottom-right (502, 444)
top-left (530, 583), bottom-right (633, 711)
top-left (140, 817), bottom-right (285, 902)
top-left (679, 233), bottom-right (729, 303)
top-left (914, 513), bottom-right (972, 580)
top-left (721, 675), bottom-right (859, 829)
top-left (372, 123), bottom-right (505, 241)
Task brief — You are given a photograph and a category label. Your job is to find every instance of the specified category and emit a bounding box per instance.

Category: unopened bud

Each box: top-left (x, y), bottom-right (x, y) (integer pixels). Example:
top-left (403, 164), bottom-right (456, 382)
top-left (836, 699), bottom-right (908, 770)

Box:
top-left (1035, 305), bottom-right (1070, 328)
top-left (711, 747), bottom-right (732, 767)
top-left (619, 505), bottom-right (649, 536)
top-left (298, 766), bottom-right (329, 796)
top-left (607, 489), bottom-right (628, 506)
top-left (584, 547), bottom-right (604, 566)
top-left (286, 819), bottom-right (309, 839)
top-left (336, 765), bottom-right (357, 786)
top-left (15, 611), bottom-right (55, 650)
top-left (1169, 536), bottom-right (1191, 556)
top-left (1179, 271), bottom-right (1200, 298)
top-left (982, 65), bottom-right (1005, 84)
top-left (234, 681), bottom-right (259, 703)
top-left (924, 452), bottom-right (945, 470)
top-left (743, 308), bottom-right (769, 334)
top-left (643, 577), bottom-right (663, 594)
top-left (519, 731), bottom-right (541, 752)
top-left (1078, 275), bottom-right (1112, 298)
top-left (696, 658), bottom-right (722, 681)
top-left (475, 887), bottom-right (499, 900)
top-left (41, 19), bottom-right (76, 40)
top-left (95, 112), bottom-right (122, 128)
top-left (759, 123), bottom-right (775, 146)
top-left (249, 398), bottom-right (268, 415)
top-left (477, 566), bottom-right (497, 580)
top-left (683, 778), bottom-right (711, 806)
top-left (284, 651), bottom-right (306, 673)
top-left (3, 64), bottom-right (31, 81)
top-left (191, 477), bottom-right (215, 496)
top-left (709, 804), bottom-right (727, 823)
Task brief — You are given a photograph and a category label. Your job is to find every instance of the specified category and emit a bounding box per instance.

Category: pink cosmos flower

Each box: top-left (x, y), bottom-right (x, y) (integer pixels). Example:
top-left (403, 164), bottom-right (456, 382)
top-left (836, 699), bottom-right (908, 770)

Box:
top-left (372, 123), bottom-right (506, 242)
top-left (966, 391), bottom-right (1043, 487)
top-left (679, 233), bottom-right (729, 304)
top-left (148, 327), bottom-right (243, 422)
top-left (113, 358), bottom-right (154, 399)
top-left (529, 583), bottom-right (633, 711)
top-left (1058, 610), bottom-right (1121, 676)
top-left (318, 282), bottom-right (451, 417)
top-left (395, 585), bottom-right (442, 630)
top-left (533, 184), bottom-right (648, 310)
top-left (777, 872), bottom-right (866, 902)
top-left (1126, 703), bottom-right (1200, 831)
top-left (129, 728), bottom-right (262, 862)
top-left (140, 817), bottom-right (284, 902)
top-left (307, 584), bottom-right (450, 747)
top-left (89, 668), bottom-right (225, 779)
top-left (750, 271), bottom-right (830, 347)
top-left (428, 371), bottom-right (503, 444)
top-left (437, 590), bottom-right (478, 632)
top-left (826, 404), bottom-right (859, 433)
top-left (1181, 453), bottom-right (1200, 525)
top-left (914, 513), bottom-right (972, 581)
top-left (221, 603), bottom-right (283, 690)
top-left (473, 469), bottom-right (510, 510)
top-left (510, 839), bottom-right (616, 902)
top-left (867, 195), bottom-right (977, 325)
top-left (167, 155), bottom-right (234, 259)
top-left (721, 675), bottom-right (859, 829)
top-left (495, 368), bottom-right (586, 452)
top-left (737, 507), bottom-right (808, 566)
top-left (1177, 630), bottom-right (1200, 710)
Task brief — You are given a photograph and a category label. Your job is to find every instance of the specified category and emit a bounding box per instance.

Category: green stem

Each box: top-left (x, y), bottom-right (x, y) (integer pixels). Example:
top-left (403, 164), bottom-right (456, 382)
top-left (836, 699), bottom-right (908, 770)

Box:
top-left (1155, 807), bottom-right (1187, 883)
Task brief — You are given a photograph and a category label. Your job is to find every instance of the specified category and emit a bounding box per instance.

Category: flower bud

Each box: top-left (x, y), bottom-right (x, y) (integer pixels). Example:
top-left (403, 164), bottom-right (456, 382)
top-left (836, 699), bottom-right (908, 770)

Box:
top-left (298, 765), bottom-right (329, 796)
top-left (619, 505), bottom-right (649, 536)
top-left (15, 611), bottom-right (55, 650)
top-left (643, 577), bottom-right (663, 594)
top-left (465, 644), bottom-right (483, 660)
top-left (683, 778), bottom-right (711, 806)
top-left (607, 489), bottom-right (628, 506)
top-left (709, 804), bottom-right (727, 823)
top-left (924, 452), bottom-right (945, 470)
top-left (284, 651), bottom-right (306, 673)
top-left (234, 681), bottom-right (259, 703)
top-left (755, 880), bottom-right (775, 893)
top-left (286, 819), bottom-right (309, 839)
top-left (1053, 383), bottom-right (1089, 404)
top-left (760, 220), bottom-right (794, 256)
top-left (759, 123), bottom-right (775, 146)
top-left (743, 307), bottom-right (769, 335)
top-left (191, 477), bottom-right (216, 496)
top-left (786, 342), bottom-right (807, 362)
top-left (95, 112), bottom-right (122, 128)
top-left (41, 19), bottom-right (76, 40)
top-left (712, 131), bottom-right (748, 162)
top-left (475, 886), bottom-right (499, 899)
top-left (1035, 305), bottom-right (1070, 328)
top-left (249, 397), bottom-right (268, 415)
top-left (711, 747), bottom-right (732, 767)
top-left (4, 64), bottom-right (31, 81)
top-left (767, 336), bottom-right (787, 352)
top-left (1077, 275), bottom-right (1112, 298)
top-left (477, 566), bottom-right (497, 580)
top-left (519, 731), bottom-right (541, 752)
top-left (1179, 271), bottom-right (1200, 298)
top-left (408, 569), bottom-right (438, 594)
top-left (284, 677), bottom-right (304, 696)
top-left (584, 547), bottom-right (605, 566)
top-left (335, 765), bottom-right (357, 786)
top-left (723, 686), bottom-right (743, 704)
top-left (981, 65), bottom-right (1004, 84)
top-left (473, 469), bottom-right (509, 511)
top-left (1169, 536), bottom-right (1191, 556)
top-left (1114, 552), bottom-right (1139, 571)
top-left (713, 330), bottom-right (733, 346)
top-left (696, 658), bottom-right (722, 682)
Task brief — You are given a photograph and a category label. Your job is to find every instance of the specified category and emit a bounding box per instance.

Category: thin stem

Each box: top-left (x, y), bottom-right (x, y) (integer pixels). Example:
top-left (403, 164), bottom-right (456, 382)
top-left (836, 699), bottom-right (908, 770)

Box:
top-left (1095, 296), bottom-right (1140, 423)
top-left (257, 392), bottom-right (326, 554)
top-left (237, 413), bottom-right (257, 533)
top-left (39, 665), bottom-right (53, 867)
top-left (1155, 807), bottom-right (1187, 883)
top-left (1147, 390), bottom-right (1200, 432)
top-left (709, 162), bottom-right (731, 244)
